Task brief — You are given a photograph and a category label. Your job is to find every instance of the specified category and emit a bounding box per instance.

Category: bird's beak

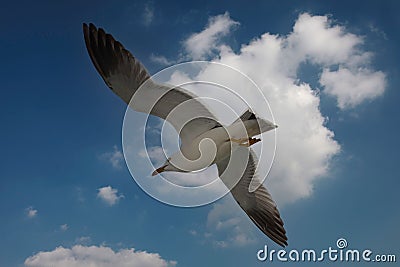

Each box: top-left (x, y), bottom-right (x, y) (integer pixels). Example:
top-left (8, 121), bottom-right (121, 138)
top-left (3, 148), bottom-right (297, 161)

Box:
top-left (151, 165), bottom-right (167, 176)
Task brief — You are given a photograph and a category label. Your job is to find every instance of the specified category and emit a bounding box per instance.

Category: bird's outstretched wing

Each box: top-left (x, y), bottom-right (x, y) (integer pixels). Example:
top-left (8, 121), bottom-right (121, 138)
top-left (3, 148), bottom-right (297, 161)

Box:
top-left (216, 147), bottom-right (288, 247)
top-left (83, 23), bottom-right (220, 143)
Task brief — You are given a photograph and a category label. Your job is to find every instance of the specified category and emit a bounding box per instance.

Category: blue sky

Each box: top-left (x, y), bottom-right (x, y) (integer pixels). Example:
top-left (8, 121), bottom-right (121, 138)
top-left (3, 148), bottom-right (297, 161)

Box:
top-left (1, 0), bottom-right (399, 266)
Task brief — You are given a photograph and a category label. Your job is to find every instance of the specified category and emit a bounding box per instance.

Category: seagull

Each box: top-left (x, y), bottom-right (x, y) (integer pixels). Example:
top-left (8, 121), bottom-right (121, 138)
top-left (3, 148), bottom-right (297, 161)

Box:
top-left (83, 23), bottom-right (288, 247)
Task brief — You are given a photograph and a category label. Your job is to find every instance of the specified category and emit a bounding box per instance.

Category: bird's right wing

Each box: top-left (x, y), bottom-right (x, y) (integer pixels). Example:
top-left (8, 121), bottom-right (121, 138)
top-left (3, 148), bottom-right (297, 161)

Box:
top-left (216, 147), bottom-right (288, 247)
top-left (83, 23), bottom-right (221, 144)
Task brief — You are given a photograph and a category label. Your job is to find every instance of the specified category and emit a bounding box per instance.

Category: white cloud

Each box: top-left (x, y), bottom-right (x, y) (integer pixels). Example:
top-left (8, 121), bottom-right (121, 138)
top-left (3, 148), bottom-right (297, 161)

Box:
top-left (97, 186), bottom-right (124, 206)
top-left (142, 2), bottom-right (154, 26)
top-left (320, 67), bottom-right (386, 109)
top-left (100, 146), bottom-right (124, 169)
top-left (182, 13), bottom-right (386, 112)
top-left (26, 207), bottom-right (38, 218)
top-left (150, 54), bottom-right (174, 66)
top-left (179, 13), bottom-right (344, 206)
top-left (286, 13), bottom-right (362, 67)
top-left (139, 146), bottom-right (166, 166)
top-left (284, 13), bottom-right (386, 108)
top-left (206, 197), bottom-right (256, 248)
top-left (183, 12), bottom-right (239, 60)
top-left (60, 224), bottom-right (68, 231)
top-left (179, 12), bottom-right (386, 206)
top-left (172, 12), bottom-right (386, 245)
top-left (24, 245), bottom-right (177, 267)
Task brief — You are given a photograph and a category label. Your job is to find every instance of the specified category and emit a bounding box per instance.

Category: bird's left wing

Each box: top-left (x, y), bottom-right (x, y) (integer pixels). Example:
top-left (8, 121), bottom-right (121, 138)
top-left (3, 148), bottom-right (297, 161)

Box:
top-left (216, 147), bottom-right (288, 247)
top-left (83, 23), bottom-right (220, 143)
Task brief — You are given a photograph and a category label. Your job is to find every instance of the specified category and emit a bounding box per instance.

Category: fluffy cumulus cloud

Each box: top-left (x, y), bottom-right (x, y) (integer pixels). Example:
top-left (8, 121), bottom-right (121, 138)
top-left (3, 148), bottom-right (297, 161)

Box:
top-left (285, 13), bottom-right (386, 108)
top-left (100, 145), bottom-right (124, 169)
top-left (163, 12), bottom-right (386, 245)
top-left (320, 67), bottom-right (386, 109)
top-left (285, 13), bottom-right (362, 66)
top-left (183, 12), bottom-right (239, 60)
top-left (97, 186), bottom-right (124, 206)
top-left (177, 12), bottom-right (386, 206)
top-left (24, 245), bottom-right (177, 267)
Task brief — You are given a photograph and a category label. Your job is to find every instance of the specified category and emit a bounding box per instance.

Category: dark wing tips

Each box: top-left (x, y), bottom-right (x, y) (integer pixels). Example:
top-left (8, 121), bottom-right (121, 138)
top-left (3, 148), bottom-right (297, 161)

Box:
top-left (83, 23), bottom-right (107, 84)
top-left (251, 212), bottom-right (288, 247)
top-left (219, 150), bottom-right (289, 247)
top-left (253, 199), bottom-right (288, 247)
top-left (83, 23), bottom-right (121, 88)
top-left (83, 23), bottom-right (150, 97)
top-left (268, 219), bottom-right (288, 247)
top-left (247, 155), bottom-right (288, 247)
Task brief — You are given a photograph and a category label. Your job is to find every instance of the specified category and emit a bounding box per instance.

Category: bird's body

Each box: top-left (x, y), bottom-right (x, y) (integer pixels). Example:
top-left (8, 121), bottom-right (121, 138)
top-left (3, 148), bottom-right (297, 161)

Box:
top-left (83, 23), bottom-right (288, 247)
top-left (179, 126), bottom-right (230, 168)
top-left (175, 118), bottom-right (273, 171)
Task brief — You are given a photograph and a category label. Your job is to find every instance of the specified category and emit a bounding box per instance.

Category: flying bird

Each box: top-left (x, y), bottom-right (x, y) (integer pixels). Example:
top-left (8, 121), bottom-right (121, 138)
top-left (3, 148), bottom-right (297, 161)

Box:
top-left (83, 23), bottom-right (288, 247)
